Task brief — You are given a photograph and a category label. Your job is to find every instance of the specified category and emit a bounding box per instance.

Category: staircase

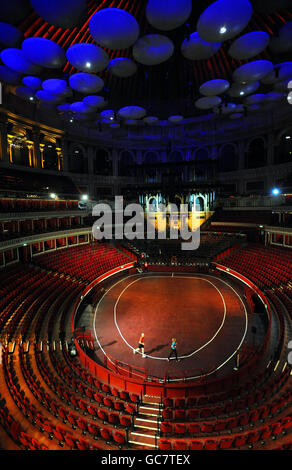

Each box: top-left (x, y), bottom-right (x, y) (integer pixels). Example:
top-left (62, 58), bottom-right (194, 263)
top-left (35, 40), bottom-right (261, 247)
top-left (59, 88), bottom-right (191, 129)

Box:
top-left (128, 395), bottom-right (162, 449)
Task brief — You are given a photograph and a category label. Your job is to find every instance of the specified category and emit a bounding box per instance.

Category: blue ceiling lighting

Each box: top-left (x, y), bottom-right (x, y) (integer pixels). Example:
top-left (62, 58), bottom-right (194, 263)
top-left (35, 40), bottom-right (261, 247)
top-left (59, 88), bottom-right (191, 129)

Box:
top-left (89, 8), bottom-right (140, 50)
top-left (0, 22), bottom-right (23, 48)
top-left (133, 34), bottom-right (174, 66)
top-left (30, 0), bottom-right (87, 29)
top-left (197, 0), bottom-right (253, 43)
top-left (66, 43), bottom-right (109, 73)
top-left (22, 37), bottom-right (66, 69)
top-left (69, 72), bottom-right (104, 94)
top-left (146, 0), bottom-right (192, 31)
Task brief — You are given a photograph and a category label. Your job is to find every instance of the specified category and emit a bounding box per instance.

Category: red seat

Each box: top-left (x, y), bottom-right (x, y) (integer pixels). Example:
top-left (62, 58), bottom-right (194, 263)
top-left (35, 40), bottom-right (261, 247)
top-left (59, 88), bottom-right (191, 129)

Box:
top-left (174, 423), bottom-right (186, 436)
top-left (113, 431), bottom-right (126, 448)
top-left (173, 440), bottom-right (187, 450)
top-left (119, 415), bottom-right (132, 428)
top-left (219, 438), bottom-right (233, 449)
top-left (108, 412), bottom-right (119, 425)
top-left (77, 438), bottom-right (89, 450)
top-left (100, 427), bottom-right (112, 442)
top-left (88, 423), bottom-right (100, 439)
top-left (204, 439), bottom-right (217, 450)
top-left (189, 440), bottom-right (203, 450)
top-left (159, 439), bottom-right (172, 450)
top-left (160, 422), bottom-right (172, 436)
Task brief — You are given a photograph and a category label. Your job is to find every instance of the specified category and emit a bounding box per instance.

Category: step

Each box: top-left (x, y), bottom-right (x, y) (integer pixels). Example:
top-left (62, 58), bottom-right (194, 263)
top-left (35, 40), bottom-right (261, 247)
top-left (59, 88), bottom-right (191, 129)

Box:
top-left (140, 405), bottom-right (160, 412)
top-left (135, 417), bottom-right (157, 424)
top-left (128, 440), bottom-right (156, 449)
top-left (134, 424), bottom-right (157, 431)
top-left (130, 432), bottom-right (156, 440)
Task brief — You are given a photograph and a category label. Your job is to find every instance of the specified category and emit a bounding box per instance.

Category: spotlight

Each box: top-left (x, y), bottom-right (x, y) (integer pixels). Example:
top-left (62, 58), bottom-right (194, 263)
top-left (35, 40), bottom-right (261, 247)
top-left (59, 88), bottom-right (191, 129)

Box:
top-left (285, 136), bottom-right (291, 140)
top-left (29, 96), bottom-right (34, 101)
top-left (272, 188), bottom-right (280, 196)
top-left (240, 91), bottom-right (244, 96)
top-left (219, 26), bottom-right (227, 34)
top-left (81, 194), bottom-right (88, 201)
top-left (85, 62), bottom-right (91, 68)
top-left (50, 193), bottom-right (56, 199)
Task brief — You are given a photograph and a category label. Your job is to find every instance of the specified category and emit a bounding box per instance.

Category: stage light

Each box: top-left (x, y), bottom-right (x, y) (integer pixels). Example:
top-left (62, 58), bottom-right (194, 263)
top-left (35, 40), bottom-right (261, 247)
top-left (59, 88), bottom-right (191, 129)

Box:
top-left (50, 193), bottom-right (56, 199)
top-left (81, 194), bottom-right (88, 200)
top-left (29, 96), bottom-right (34, 101)
top-left (285, 135), bottom-right (291, 140)
top-left (272, 188), bottom-right (280, 196)
top-left (85, 61), bottom-right (91, 68)
top-left (219, 26), bottom-right (227, 34)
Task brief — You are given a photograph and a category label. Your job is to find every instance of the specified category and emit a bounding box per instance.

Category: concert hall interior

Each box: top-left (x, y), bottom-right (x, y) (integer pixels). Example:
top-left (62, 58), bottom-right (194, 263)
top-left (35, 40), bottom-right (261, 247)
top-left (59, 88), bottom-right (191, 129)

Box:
top-left (1, 0), bottom-right (292, 453)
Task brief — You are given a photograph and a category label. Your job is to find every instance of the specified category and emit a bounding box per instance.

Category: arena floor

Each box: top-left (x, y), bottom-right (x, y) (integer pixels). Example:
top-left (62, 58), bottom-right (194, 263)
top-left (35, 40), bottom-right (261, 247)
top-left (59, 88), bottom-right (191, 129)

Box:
top-left (92, 272), bottom-right (254, 381)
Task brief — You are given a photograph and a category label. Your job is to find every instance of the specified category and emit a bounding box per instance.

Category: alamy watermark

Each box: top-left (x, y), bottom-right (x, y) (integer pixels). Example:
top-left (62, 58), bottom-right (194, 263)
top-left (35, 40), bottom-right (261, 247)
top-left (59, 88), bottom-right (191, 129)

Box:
top-left (92, 196), bottom-right (201, 251)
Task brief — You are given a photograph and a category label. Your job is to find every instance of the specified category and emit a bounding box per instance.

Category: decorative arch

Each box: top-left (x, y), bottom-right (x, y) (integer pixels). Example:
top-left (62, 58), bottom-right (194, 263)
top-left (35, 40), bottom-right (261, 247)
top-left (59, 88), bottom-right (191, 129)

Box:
top-left (245, 137), bottom-right (267, 169)
top-left (275, 128), bottom-right (292, 165)
top-left (119, 150), bottom-right (135, 177)
top-left (68, 142), bottom-right (87, 174)
top-left (143, 151), bottom-right (159, 164)
top-left (95, 148), bottom-right (112, 176)
top-left (195, 147), bottom-right (209, 161)
top-left (219, 143), bottom-right (238, 172)
top-left (168, 149), bottom-right (183, 162)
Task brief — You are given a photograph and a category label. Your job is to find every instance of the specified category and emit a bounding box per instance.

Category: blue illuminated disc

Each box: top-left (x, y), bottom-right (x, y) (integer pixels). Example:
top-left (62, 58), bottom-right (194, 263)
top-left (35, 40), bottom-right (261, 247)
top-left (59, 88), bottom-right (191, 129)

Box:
top-left (197, 0), bottom-right (253, 43)
top-left (228, 80), bottom-right (259, 97)
top-left (233, 60), bottom-right (273, 83)
top-left (30, 0), bottom-right (87, 29)
top-left (66, 43), bottom-right (109, 73)
top-left (195, 96), bottom-right (222, 109)
top-left (57, 104), bottom-right (71, 112)
top-left (144, 116), bottom-right (159, 124)
top-left (22, 76), bottom-right (42, 89)
top-left (1, 48), bottom-right (41, 74)
top-left (69, 72), bottom-right (104, 94)
top-left (89, 8), bottom-right (140, 50)
top-left (228, 31), bottom-right (269, 60)
top-left (83, 96), bottom-right (106, 108)
top-left (199, 79), bottom-right (230, 96)
top-left (244, 93), bottom-right (266, 105)
top-left (146, 0), bottom-right (192, 31)
top-left (100, 110), bottom-right (115, 119)
top-left (35, 89), bottom-right (63, 103)
top-left (133, 34), bottom-right (174, 66)
top-left (107, 58), bottom-right (137, 78)
top-left (15, 86), bottom-right (35, 100)
top-left (118, 106), bottom-right (146, 119)
top-left (0, 65), bottom-right (21, 83)
top-left (181, 32), bottom-right (221, 60)
top-left (22, 37), bottom-right (66, 69)
top-left (168, 115), bottom-right (184, 122)
top-left (230, 113), bottom-right (243, 120)
top-left (0, 22), bottom-right (23, 48)
top-left (70, 101), bottom-right (93, 113)
top-left (42, 79), bottom-right (67, 95)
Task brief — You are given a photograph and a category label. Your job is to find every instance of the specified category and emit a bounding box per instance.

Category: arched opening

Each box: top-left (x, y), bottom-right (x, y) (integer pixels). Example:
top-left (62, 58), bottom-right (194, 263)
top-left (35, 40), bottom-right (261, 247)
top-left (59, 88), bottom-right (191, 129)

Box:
top-left (119, 151), bottom-right (135, 177)
top-left (195, 195), bottom-right (205, 212)
top-left (168, 150), bottom-right (183, 162)
top-left (245, 138), bottom-right (267, 169)
top-left (69, 144), bottom-right (87, 174)
top-left (219, 144), bottom-right (238, 172)
top-left (42, 141), bottom-right (58, 171)
top-left (196, 148), bottom-right (209, 161)
top-left (275, 131), bottom-right (292, 165)
top-left (95, 148), bottom-right (112, 176)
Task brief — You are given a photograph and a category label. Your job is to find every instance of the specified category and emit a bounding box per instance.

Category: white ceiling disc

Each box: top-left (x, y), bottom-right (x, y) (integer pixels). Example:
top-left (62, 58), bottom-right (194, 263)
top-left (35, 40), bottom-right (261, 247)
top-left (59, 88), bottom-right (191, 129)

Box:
top-left (233, 60), bottom-right (273, 83)
top-left (197, 0), bottom-right (253, 43)
top-left (228, 80), bottom-right (259, 97)
top-left (118, 106), bottom-right (146, 119)
top-left (66, 43), bottom-right (109, 73)
top-left (244, 93), bottom-right (266, 105)
top-left (195, 96), bottom-right (222, 109)
top-left (89, 8), bottom-right (140, 50)
top-left (199, 79), bottom-right (230, 96)
top-left (1, 48), bottom-right (41, 74)
top-left (168, 115), bottom-right (184, 122)
top-left (22, 37), bottom-right (66, 69)
top-left (146, 0), bottom-right (192, 31)
top-left (42, 78), bottom-right (67, 95)
top-left (228, 31), bottom-right (269, 60)
top-left (69, 72), bottom-right (104, 94)
top-left (181, 32), bottom-right (221, 60)
top-left (83, 95), bottom-right (106, 108)
top-left (144, 116), bottom-right (159, 124)
top-left (133, 34), bottom-right (174, 66)
top-left (107, 58), bottom-right (137, 78)
top-left (230, 113), bottom-right (244, 119)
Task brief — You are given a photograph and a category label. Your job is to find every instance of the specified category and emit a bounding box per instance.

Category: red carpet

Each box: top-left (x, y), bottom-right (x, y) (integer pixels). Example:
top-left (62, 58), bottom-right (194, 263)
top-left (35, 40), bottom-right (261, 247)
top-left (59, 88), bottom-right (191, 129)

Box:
top-left (92, 273), bottom-right (249, 381)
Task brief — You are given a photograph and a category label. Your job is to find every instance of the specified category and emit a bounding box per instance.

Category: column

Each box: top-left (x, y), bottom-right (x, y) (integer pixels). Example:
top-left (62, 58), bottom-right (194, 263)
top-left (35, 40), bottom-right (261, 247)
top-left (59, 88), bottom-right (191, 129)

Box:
top-left (56, 147), bottom-right (63, 171)
top-left (39, 143), bottom-right (45, 169)
top-left (32, 128), bottom-right (41, 168)
top-left (0, 119), bottom-right (9, 163)
top-left (26, 141), bottom-right (34, 167)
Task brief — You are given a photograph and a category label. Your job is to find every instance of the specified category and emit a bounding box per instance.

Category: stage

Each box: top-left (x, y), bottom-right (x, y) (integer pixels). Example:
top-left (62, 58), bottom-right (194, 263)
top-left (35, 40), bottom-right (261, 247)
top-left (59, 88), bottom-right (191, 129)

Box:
top-left (91, 272), bottom-right (253, 382)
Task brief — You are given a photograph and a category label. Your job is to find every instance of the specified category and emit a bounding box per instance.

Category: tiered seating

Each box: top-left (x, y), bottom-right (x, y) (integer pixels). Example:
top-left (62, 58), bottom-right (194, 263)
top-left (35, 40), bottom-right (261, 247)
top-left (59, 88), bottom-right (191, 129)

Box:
top-left (34, 242), bottom-right (134, 282)
top-left (217, 244), bottom-right (292, 289)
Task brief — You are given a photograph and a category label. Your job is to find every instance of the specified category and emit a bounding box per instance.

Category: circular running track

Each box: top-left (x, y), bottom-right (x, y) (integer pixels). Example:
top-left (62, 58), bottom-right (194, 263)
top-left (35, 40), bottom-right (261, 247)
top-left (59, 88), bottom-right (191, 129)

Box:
top-left (93, 272), bottom-right (249, 380)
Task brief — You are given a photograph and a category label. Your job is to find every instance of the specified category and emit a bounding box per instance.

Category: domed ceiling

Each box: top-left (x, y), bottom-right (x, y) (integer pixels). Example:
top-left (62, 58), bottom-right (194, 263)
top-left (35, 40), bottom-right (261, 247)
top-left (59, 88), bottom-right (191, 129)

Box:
top-left (0, 0), bottom-right (292, 130)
